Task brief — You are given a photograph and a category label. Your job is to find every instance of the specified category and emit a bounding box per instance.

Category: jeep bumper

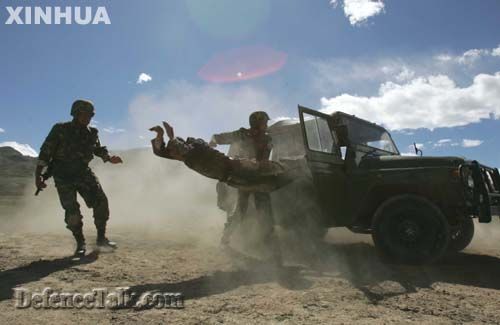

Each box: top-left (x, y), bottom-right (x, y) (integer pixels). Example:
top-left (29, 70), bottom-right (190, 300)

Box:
top-left (470, 161), bottom-right (500, 222)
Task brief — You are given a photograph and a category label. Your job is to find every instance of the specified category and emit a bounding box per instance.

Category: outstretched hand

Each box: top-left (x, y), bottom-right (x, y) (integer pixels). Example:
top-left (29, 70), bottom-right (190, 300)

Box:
top-left (149, 125), bottom-right (164, 139)
top-left (162, 121), bottom-right (175, 140)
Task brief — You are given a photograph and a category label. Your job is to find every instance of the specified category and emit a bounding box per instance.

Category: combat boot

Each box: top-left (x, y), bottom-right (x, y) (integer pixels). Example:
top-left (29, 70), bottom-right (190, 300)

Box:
top-left (73, 233), bottom-right (86, 257)
top-left (96, 229), bottom-right (117, 250)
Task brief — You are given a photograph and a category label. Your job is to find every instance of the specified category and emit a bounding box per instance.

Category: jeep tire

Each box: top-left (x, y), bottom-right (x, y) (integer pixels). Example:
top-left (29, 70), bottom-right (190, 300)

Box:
top-left (372, 195), bottom-right (450, 264)
top-left (448, 217), bottom-right (474, 252)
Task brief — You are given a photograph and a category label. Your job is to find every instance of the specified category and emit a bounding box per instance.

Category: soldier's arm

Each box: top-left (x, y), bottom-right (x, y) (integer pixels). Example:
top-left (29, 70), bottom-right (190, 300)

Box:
top-left (36, 124), bottom-right (61, 187)
top-left (149, 124), bottom-right (186, 161)
top-left (37, 124), bottom-right (61, 169)
top-left (93, 130), bottom-right (112, 162)
top-left (150, 126), bottom-right (170, 158)
top-left (210, 129), bottom-right (244, 145)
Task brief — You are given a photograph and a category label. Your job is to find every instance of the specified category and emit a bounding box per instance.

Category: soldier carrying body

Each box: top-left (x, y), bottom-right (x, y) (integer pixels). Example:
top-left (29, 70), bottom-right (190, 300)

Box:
top-left (35, 100), bottom-right (123, 257)
top-left (209, 111), bottom-right (283, 265)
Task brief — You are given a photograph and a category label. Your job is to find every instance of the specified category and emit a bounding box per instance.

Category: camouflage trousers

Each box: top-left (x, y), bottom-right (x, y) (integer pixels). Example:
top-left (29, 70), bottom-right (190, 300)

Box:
top-left (54, 168), bottom-right (109, 235)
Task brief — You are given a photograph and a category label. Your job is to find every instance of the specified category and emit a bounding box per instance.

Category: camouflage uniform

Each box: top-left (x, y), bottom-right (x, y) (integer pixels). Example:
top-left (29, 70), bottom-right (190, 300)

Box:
top-left (212, 126), bottom-right (281, 262)
top-left (212, 128), bottom-right (272, 161)
top-left (151, 135), bottom-right (291, 192)
top-left (38, 120), bottom-right (111, 240)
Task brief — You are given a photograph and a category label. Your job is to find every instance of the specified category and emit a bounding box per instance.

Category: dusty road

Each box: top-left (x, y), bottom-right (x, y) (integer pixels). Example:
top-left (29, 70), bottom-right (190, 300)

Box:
top-left (1, 224), bottom-right (499, 325)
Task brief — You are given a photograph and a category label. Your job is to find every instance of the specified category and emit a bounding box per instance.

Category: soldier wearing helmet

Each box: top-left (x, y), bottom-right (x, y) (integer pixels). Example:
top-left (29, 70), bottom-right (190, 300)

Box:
top-left (35, 99), bottom-right (123, 257)
top-left (209, 111), bottom-right (282, 265)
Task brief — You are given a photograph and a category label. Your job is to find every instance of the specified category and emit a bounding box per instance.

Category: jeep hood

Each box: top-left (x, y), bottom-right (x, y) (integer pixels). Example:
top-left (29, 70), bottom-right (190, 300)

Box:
top-left (359, 155), bottom-right (465, 169)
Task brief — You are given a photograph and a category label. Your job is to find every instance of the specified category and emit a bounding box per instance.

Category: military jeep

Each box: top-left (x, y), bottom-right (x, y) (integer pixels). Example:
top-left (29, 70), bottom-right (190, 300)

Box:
top-left (217, 105), bottom-right (500, 264)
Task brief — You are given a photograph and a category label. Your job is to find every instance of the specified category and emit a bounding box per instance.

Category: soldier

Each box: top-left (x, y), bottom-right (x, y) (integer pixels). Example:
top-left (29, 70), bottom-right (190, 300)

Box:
top-left (209, 111), bottom-right (282, 265)
top-left (35, 100), bottom-right (123, 257)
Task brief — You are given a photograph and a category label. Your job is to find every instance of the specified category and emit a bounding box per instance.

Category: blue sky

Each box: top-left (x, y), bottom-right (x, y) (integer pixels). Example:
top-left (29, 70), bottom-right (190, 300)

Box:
top-left (0, 0), bottom-right (499, 166)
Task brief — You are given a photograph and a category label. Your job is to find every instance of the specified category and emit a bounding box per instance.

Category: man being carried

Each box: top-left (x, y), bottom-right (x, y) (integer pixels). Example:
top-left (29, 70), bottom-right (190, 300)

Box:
top-left (149, 121), bottom-right (293, 193)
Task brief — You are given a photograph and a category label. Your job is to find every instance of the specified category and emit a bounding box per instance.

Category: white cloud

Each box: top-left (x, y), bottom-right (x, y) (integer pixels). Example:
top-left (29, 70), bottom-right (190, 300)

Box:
top-left (331, 0), bottom-right (385, 26)
top-left (399, 143), bottom-right (427, 157)
top-left (394, 129), bottom-right (415, 136)
top-left (0, 128), bottom-right (4, 133)
top-left (462, 139), bottom-right (483, 148)
top-left (395, 66), bottom-right (416, 82)
top-left (435, 46), bottom-right (499, 65)
top-left (103, 127), bottom-right (126, 134)
top-left (492, 45), bottom-right (500, 57)
top-left (311, 58), bottom-right (420, 93)
top-left (137, 73), bottom-right (152, 85)
top-left (457, 49), bottom-right (490, 65)
top-left (0, 142), bottom-right (38, 157)
top-left (433, 138), bottom-right (452, 147)
top-left (320, 72), bottom-right (500, 130)
top-left (434, 54), bottom-right (454, 62)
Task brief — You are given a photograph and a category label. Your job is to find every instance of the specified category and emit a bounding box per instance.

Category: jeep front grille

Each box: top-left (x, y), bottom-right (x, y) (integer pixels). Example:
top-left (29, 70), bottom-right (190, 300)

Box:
top-left (472, 162), bottom-right (500, 221)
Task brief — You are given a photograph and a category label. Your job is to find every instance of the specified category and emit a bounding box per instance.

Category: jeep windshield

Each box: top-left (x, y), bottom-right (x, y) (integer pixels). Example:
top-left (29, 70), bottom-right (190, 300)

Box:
top-left (344, 118), bottom-right (399, 156)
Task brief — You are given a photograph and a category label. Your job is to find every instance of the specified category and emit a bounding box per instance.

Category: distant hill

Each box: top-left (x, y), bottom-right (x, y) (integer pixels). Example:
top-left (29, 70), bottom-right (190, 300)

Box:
top-left (0, 146), bottom-right (37, 213)
top-left (0, 146), bottom-right (153, 203)
top-left (0, 147), bottom-right (37, 197)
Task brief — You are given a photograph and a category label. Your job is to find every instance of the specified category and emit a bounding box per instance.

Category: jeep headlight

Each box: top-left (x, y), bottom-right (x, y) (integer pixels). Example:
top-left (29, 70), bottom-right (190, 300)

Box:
top-left (467, 174), bottom-right (475, 188)
top-left (460, 165), bottom-right (475, 189)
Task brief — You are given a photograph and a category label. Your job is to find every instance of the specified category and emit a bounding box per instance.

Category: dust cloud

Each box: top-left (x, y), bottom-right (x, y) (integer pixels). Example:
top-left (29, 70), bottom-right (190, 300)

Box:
top-left (10, 145), bottom-right (226, 248)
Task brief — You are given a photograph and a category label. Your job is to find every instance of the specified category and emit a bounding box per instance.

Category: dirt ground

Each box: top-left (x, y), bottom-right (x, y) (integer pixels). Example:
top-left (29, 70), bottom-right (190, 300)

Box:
top-left (1, 154), bottom-right (500, 324)
top-left (1, 222), bottom-right (500, 325)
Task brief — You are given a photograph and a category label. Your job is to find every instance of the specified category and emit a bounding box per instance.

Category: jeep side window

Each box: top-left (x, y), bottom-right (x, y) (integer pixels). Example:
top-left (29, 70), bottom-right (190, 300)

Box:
top-left (303, 113), bottom-right (340, 157)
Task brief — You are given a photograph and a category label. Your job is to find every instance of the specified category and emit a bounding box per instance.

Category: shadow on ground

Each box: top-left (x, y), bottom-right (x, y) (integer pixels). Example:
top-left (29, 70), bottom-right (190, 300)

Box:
top-left (0, 252), bottom-right (99, 301)
top-left (315, 242), bottom-right (500, 304)
top-left (124, 264), bottom-right (312, 309)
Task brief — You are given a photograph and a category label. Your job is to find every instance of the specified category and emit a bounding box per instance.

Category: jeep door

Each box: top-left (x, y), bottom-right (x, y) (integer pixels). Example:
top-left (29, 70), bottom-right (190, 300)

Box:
top-left (298, 106), bottom-right (349, 227)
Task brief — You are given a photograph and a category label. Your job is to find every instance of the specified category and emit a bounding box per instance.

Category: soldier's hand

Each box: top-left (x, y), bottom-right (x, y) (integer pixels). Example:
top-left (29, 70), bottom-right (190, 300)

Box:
top-left (35, 176), bottom-right (47, 190)
top-left (162, 121), bottom-right (175, 140)
top-left (149, 126), bottom-right (164, 138)
top-left (109, 156), bottom-right (123, 164)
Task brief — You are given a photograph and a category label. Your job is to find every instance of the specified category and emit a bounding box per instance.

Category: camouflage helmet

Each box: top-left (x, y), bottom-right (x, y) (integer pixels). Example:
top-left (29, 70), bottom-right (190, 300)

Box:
top-left (71, 99), bottom-right (95, 117)
top-left (249, 111), bottom-right (270, 128)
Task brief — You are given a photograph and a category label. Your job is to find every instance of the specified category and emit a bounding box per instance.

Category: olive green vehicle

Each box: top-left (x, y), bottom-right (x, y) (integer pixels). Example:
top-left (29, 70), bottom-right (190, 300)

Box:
top-left (217, 106), bottom-right (500, 264)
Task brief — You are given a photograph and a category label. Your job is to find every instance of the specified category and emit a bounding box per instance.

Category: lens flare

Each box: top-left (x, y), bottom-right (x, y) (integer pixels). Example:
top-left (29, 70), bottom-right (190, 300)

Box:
top-left (199, 46), bottom-right (288, 83)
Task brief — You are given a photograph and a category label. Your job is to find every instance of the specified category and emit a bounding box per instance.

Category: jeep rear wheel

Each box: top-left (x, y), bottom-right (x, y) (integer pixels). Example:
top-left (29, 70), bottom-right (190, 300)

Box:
top-left (448, 217), bottom-right (474, 252)
top-left (372, 195), bottom-right (450, 264)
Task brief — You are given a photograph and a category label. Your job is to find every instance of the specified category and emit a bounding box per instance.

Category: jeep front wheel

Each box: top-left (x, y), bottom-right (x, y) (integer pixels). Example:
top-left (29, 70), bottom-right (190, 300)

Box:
top-left (372, 195), bottom-right (450, 264)
top-left (448, 217), bottom-right (474, 252)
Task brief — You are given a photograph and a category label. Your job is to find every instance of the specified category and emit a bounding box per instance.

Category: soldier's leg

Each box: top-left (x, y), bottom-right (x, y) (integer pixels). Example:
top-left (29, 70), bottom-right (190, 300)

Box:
top-left (77, 169), bottom-right (115, 248)
top-left (221, 189), bottom-right (250, 246)
top-left (254, 192), bottom-right (282, 265)
top-left (55, 180), bottom-right (86, 255)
